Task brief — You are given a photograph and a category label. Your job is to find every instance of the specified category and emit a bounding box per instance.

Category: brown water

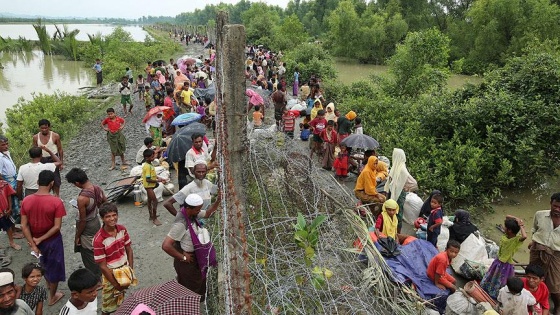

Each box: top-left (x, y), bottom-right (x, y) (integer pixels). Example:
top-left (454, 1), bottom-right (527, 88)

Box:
top-left (0, 50), bottom-right (91, 121)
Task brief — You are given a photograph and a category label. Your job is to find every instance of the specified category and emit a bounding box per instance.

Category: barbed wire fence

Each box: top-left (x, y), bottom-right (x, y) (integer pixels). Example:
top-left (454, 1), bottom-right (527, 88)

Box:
top-left (205, 11), bottom-right (425, 315)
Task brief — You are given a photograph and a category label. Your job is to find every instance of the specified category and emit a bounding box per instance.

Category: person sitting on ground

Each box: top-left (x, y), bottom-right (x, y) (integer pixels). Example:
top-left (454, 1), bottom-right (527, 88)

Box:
top-left (135, 137), bottom-right (161, 165)
top-left (448, 209), bottom-right (479, 244)
top-left (0, 269), bottom-right (34, 314)
top-left (522, 264), bottom-right (550, 315)
top-left (354, 156), bottom-right (387, 211)
top-left (375, 199), bottom-right (399, 240)
top-left (498, 276), bottom-right (536, 315)
top-left (58, 268), bottom-right (99, 315)
top-left (427, 194), bottom-right (444, 248)
top-left (252, 106), bottom-right (263, 128)
top-left (300, 123), bottom-right (311, 141)
top-left (427, 240), bottom-right (460, 293)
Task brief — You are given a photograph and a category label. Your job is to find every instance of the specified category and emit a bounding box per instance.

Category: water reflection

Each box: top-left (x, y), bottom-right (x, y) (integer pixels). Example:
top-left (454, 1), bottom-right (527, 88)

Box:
top-left (0, 50), bottom-right (91, 122)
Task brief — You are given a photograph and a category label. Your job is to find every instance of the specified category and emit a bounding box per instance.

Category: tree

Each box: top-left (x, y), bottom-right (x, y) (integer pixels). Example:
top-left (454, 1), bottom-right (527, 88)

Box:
top-left (241, 3), bottom-right (281, 44)
top-left (387, 28), bottom-right (450, 97)
top-left (270, 14), bottom-right (308, 51)
top-left (326, 0), bottom-right (361, 57)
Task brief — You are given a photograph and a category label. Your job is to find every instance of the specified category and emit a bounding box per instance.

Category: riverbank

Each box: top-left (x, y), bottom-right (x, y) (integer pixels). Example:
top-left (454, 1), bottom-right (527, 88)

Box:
top-left (1, 39), bottom-right (207, 315)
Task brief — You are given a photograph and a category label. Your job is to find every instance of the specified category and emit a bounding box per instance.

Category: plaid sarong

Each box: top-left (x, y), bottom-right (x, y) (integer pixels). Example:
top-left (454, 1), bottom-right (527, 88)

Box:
top-left (102, 266), bottom-right (137, 313)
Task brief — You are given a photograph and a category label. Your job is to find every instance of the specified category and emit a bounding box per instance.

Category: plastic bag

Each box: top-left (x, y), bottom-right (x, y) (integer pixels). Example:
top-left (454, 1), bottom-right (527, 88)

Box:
top-left (403, 192), bottom-right (423, 225)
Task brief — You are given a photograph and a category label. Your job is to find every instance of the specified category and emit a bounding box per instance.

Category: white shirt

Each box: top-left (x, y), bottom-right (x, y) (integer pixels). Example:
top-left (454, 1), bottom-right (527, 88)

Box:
top-left (58, 298), bottom-right (98, 315)
top-left (0, 151), bottom-right (17, 178)
top-left (17, 162), bottom-right (56, 190)
top-left (118, 82), bottom-right (132, 96)
top-left (173, 179), bottom-right (215, 210)
top-left (135, 145), bottom-right (156, 164)
top-left (497, 287), bottom-right (536, 315)
top-left (185, 148), bottom-right (210, 177)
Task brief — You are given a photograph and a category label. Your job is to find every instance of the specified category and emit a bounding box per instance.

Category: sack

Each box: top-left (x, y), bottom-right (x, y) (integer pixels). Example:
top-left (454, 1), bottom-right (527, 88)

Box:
top-left (377, 237), bottom-right (401, 258)
top-left (185, 215), bottom-right (217, 279)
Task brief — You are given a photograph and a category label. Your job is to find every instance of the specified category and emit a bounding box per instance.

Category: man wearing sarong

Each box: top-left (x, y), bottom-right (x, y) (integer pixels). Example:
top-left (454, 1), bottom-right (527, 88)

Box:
top-left (529, 192), bottom-right (560, 315)
top-left (66, 168), bottom-right (106, 280)
top-left (0, 136), bottom-right (21, 223)
top-left (33, 119), bottom-right (64, 196)
top-left (20, 170), bottom-right (66, 307)
top-left (101, 108), bottom-right (128, 171)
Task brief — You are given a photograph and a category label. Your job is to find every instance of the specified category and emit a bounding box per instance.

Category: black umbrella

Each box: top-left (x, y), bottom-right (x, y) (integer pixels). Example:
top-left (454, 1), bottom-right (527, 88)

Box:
top-left (166, 123), bottom-right (206, 163)
top-left (340, 134), bottom-right (380, 150)
top-left (153, 59), bottom-right (167, 66)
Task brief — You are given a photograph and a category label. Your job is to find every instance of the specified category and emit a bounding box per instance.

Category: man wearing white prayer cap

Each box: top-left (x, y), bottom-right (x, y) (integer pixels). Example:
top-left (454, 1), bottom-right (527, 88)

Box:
top-left (0, 269), bottom-right (34, 314)
top-left (161, 193), bottom-right (219, 302)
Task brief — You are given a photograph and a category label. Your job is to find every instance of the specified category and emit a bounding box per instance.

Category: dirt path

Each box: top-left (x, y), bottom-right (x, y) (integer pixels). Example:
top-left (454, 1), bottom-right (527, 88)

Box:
top-left (3, 41), bottom-right (207, 315)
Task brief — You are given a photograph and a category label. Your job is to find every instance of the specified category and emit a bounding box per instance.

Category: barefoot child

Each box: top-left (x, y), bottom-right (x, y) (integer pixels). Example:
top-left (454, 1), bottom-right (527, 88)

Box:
top-left (18, 263), bottom-right (47, 314)
top-left (142, 149), bottom-right (166, 226)
top-left (118, 76), bottom-right (133, 117)
top-left (0, 179), bottom-right (21, 251)
top-left (427, 194), bottom-right (444, 248)
top-left (480, 215), bottom-right (527, 299)
top-left (101, 108), bottom-right (128, 171)
top-left (136, 74), bottom-right (145, 101)
top-left (427, 240), bottom-right (460, 293)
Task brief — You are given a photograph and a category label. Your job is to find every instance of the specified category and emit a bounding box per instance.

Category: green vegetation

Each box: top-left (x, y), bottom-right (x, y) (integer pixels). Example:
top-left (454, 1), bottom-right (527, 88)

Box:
top-left (2, 93), bottom-right (101, 167)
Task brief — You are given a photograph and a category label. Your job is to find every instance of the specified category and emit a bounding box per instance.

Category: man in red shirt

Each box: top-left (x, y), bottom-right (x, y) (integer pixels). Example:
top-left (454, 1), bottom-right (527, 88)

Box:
top-left (101, 108), bottom-right (128, 171)
top-left (20, 170), bottom-right (66, 307)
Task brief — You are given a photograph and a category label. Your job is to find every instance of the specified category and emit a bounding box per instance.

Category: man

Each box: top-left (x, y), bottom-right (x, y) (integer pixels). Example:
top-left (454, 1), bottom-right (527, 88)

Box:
top-left (93, 59), bottom-right (103, 87)
top-left (161, 194), bottom-right (219, 301)
top-left (184, 133), bottom-right (216, 180)
top-left (135, 137), bottom-right (161, 165)
top-left (164, 161), bottom-right (218, 217)
top-left (271, 85), bottom-right (287, 127)
top-left (20, 170), bottom-right (66, 306)
top-left (0, 270), bottom-right (34, 314)
top-left (529, 192), bottom-right (560, 315)
top-left (16, 146), bottom-right (60, 200)
top-left (93, 203), bottom-right (135, 315)
top-left (66, 168), bottom-right (106, 280)
top-left (0, 136), bottom-right (21, 223)
top-left (337, 110), bottom-right (356, 144)
top-left (33, 119), bottom-right (64, 196)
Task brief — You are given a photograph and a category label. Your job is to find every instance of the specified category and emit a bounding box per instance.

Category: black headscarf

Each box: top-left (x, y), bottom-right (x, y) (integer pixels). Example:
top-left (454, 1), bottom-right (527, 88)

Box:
top-left (449, 209), bottom-right (479, 243)
top-left (419, 190), bottom-right (442, 218)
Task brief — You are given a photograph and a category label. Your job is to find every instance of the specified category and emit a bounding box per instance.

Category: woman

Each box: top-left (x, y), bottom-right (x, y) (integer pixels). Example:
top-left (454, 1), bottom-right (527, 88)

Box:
top-left (384, 148), bottom-right (418, 231)
top-left (355, 156), bottom-right (387, 209)
top-left (448, 209), bottom-right (478, 243)
top-left (156, 70), bottom-right (166, 85)
top-left (246, 89), bottom-right (264, 113)
top-left (145, 113), bottom-right (163, 147)
top-left (174, 70), bottom-right (188, 86)
top-left (161, 194), bottom-right (219, 302)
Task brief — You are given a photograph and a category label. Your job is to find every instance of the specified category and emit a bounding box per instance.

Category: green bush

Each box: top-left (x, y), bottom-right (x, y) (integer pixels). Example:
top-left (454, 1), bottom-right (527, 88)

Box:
top-left (3, 93), bottom-right (98, 166)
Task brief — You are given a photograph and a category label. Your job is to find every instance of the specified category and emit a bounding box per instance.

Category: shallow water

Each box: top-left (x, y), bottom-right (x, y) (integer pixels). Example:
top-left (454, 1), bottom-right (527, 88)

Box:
top-left (0, 50), bottom-right (91, 121)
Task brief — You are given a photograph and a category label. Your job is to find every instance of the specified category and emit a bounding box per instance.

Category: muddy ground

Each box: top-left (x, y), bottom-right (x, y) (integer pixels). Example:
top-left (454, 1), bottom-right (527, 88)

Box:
top-left (2, 40), bottom-right (208, 315)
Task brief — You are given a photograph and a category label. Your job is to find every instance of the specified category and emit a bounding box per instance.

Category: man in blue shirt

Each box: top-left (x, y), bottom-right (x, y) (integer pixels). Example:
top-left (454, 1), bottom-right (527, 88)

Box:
top-left (93, 59), bottom-right (103, 86)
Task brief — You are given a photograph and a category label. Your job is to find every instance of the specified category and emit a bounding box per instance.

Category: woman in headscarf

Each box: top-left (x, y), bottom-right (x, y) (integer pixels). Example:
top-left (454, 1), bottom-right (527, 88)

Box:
top-left (246, 89), bottom-right (264, 113)
top-left (156, 70), bottom-right (166, 84)
top-left (448, 209), bottom-right (478, 243)
top-left (384, 148), bottom-right (418, 231)
top-left (375, 199), bottom-right (399, 240)
top-left (310, 99), bottom-right (323, 120)
top-left (174, 70), bottom-right (188, 86)
top-left (419, 190), bottom-right (443, 218)
top-left (145, 113), bottom-right (163, 146)
top-left (355, 156), bottom-right (387, 210)
top-left (325, 103), bottom-right (337, 123)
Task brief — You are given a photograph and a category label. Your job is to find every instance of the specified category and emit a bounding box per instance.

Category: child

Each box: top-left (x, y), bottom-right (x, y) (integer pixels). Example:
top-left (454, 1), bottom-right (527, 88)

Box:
top-left (93, 203), bottom-right (136, 315)
top-left (143, 86), bottom-right (152, 111)
top-left (427, 194), bottom-right (444, 248)
top-left (375, 199), bottom-right (399, 240)
top-left (522, 264), bottom-right (550, 315)
top-left (101, 108), bottom-right (128, 171)
top-left (334, 144), bottom-right (349, 179)
top-left (18, 263), bottom-right (47, 314)
top-left (293, 67), bottom-right (299, 97)
top-left (253, 106), bottom-right (263, 128)
top-left (59, 268), bottom-right (98, 314)
top-left (142, 149), bottom-right (166, 226)
top-left (308, 109), bottom-right (327, 159)
top-left (0, 179), bottom-right (21, 250)
top-left (427, 240), bottom-right (460, 292)
top-left (320, 120), bottom-right (338, 170)
top-left (281, 108), bottom-right (296, 139)
top-left (136, 74), bottom-right (145, 101)
top-left (497, 276), bottom-right (536, 315)
top-left (118, 76), bottom-right (133, 117)
top-left (300, 123), bottom-right (311, 141)
top-left (480, 215), bottom-right (526, 299)
top-left (354, 117), bottom-right (363, 135)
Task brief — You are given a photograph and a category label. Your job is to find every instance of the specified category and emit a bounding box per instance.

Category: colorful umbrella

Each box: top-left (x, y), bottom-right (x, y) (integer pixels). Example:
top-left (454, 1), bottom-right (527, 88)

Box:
top-left (166, 123), bottom-right (206, 163)
top-left (142, 106), bottom-right (173, 123)
top-left (171, 112), bottom-right (202, 126)
top-left (115, 280), bottom-right (200, 315)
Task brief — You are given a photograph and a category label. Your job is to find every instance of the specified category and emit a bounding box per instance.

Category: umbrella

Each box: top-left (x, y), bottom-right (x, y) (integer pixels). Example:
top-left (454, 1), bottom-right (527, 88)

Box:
top-left (166, 122), bottom-right (206, 163)
top-left (115, 280), bottom-right (200, 315)
top-left (341, 134), bottom-right (380, 150)
top-left (172, 112), bottom-right (202, 126)
top-left (153, 59), bottom-right (167, 66)
top-left (142, 106), bottom-right (173, 123)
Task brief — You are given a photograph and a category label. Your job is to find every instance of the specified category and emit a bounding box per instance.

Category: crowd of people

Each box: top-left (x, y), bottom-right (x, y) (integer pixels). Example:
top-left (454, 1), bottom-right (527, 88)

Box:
top-left (246, 44), bottom-right (560, 315)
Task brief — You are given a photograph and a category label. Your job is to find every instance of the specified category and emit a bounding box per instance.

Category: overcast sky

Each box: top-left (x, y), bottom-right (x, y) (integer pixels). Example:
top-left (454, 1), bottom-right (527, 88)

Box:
top-left (2, 0), bottom-right (291, 19)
